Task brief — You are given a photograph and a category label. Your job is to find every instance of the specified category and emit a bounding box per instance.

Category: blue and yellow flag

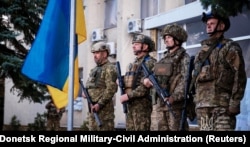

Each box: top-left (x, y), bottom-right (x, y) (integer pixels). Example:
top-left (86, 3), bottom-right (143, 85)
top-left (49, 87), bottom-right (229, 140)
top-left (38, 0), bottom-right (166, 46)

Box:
top-left (21, 0), bottom-right (86, 108)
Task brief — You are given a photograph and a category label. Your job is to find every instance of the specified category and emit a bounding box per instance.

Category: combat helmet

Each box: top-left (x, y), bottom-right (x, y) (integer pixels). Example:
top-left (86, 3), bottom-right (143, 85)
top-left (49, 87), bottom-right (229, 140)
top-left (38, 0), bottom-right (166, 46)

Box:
top-left (202, 11), bottom-right (230, 32)
top-left (161, 24), bottom-right (188, 43)
top-left (91, 41), bottom-right (110, 55)
top-left (132, 34), bottom-right (155, 52)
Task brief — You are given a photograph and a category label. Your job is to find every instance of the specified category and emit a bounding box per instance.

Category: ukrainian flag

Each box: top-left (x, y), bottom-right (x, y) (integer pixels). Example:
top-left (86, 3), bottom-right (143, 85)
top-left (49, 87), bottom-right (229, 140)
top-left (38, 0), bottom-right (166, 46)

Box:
top-left (21, 0), bottom-right (86, 108)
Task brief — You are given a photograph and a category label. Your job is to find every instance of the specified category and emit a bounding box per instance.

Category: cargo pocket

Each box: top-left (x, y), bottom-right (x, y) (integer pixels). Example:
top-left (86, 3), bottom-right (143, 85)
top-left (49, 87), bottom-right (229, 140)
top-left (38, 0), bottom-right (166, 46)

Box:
top-left (154, 63), bottom-right (172, 76)
top-left (216, 70), bottom-right (234, 92)
top-left (197, 65), bottom-right (214, 82)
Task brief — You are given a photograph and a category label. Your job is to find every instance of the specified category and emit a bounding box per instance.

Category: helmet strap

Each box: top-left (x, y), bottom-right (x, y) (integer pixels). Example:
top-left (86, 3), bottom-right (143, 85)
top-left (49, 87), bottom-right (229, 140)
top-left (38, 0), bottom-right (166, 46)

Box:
top-left (208, 19), bottom-right (224, 36)
top-left (134, 45), bottom-right (143, 55)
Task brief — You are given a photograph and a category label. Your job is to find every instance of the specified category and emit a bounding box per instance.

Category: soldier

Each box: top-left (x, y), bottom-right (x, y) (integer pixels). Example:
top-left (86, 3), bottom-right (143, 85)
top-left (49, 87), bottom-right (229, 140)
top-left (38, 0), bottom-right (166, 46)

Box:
top-left (120, 34), bottom-right (156, 131)
top-left (83, 41), bottom-right (117, 131)
top-left (45, 100), bottom-right (65, 131)
top-left (143, 24), bottom-right (191, 131)
top-left (190, 10), bottom-right (247, 131)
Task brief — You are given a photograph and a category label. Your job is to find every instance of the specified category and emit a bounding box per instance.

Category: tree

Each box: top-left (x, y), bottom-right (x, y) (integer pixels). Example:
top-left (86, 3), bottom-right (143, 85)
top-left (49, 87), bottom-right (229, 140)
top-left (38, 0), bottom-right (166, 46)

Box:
top-left (0, 0), bottom-right (50, 103)
top-left (200, 0), bottom-right (250, 17)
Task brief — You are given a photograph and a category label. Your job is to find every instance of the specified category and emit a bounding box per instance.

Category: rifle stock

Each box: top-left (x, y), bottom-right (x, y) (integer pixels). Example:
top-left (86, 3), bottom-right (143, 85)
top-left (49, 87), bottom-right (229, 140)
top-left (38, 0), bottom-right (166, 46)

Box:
top-left (116, 62), bottom-right (128, 114)
top-left (79, 79), bottom-right (102, 127)
top-left (180, 56), bottom-right (195, 131)
top-left (141, 62), bottom-right (176, 118)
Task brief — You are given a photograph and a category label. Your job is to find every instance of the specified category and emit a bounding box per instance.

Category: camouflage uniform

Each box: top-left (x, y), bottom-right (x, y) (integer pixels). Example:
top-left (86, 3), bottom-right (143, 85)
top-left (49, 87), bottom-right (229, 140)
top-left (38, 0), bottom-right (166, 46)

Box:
top-left (193, 11), bottom-right (247, 131)
top-left (86, 42), bottom-right (117, 131)
top-left (124, 34), bottom-right (156, 131)
top-left (153, 24), bottom-right (190, 131)
top-left (46, 100), bottom-right (65, 131)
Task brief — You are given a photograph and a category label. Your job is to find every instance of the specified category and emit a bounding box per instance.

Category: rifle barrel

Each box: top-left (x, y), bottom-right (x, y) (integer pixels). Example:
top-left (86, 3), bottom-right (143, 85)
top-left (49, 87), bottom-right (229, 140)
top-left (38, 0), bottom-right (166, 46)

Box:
top-left (116, 62), bottom-right (128, 114)
top-left (141, 62), bottom-right (176, 118)
top-left (79, 79), bottom-right (102, 127)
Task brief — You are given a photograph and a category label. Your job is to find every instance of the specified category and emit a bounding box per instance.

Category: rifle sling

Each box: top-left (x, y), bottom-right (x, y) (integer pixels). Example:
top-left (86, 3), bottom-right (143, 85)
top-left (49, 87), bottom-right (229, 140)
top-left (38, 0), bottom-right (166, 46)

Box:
top-left (188, 40), bottom-right (220, 93)
top-left (131, 56), bottom-right (148, 90)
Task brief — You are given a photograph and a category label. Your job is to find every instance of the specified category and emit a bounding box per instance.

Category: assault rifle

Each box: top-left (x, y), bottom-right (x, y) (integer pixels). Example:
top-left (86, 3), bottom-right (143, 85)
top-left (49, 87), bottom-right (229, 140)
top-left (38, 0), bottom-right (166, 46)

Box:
top-left (116, 61), bottom-right (128, 114)
top-left (79, 79), bottom-right (102, 127)
top-left (180, 56), bottom-right (195, 131)
top-left (141, 62), bottom-right (176, 118)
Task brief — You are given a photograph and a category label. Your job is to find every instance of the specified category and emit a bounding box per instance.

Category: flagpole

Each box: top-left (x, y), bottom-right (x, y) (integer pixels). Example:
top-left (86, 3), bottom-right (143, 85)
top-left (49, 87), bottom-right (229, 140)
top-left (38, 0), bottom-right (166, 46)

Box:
top-left (68, 0), bottom-right (76, 131)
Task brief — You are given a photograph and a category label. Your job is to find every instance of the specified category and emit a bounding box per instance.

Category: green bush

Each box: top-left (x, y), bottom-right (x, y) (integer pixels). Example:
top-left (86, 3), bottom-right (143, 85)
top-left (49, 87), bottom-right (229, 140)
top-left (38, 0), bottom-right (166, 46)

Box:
top-left (27, 112), bottom-right (47, 131)
top-left (9, 115), bottom-right (21, 131)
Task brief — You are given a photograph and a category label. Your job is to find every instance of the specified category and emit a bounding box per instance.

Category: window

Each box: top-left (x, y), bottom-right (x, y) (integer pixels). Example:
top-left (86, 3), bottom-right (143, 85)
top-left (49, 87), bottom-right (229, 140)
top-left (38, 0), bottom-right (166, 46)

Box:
top-left (141, 0), bottom-right (158, 19)
top-left (239, 40), bottom-right (250, 77)
top-left (185, 0), bottom-right (197, 4)
top-left (225, 11), bottom-right (250, 38)
top-left (186, 21), bottom-right (206, 46)
top-left (104, 0), bottom-right (117, 29)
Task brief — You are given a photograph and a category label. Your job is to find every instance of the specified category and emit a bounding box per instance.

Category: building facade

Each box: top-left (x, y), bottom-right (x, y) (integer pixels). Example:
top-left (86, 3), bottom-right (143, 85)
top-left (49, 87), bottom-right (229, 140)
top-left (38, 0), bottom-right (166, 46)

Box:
top-left (4, 0), bottom-right (250, 130)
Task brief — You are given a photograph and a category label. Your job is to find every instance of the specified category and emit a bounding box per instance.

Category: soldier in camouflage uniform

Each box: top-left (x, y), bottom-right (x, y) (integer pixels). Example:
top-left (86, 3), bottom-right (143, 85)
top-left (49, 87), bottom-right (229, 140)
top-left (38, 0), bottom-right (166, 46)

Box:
top-left (83, 41), bottom-right (117, 131)
top-left (120, 34), bottom-right (156, 131)
top-left (144, 24), bottom-right (191, 131)
top-left (191, 11), bottom-right (247, 131)
top-left (46, 100), bottom-right (65, 131)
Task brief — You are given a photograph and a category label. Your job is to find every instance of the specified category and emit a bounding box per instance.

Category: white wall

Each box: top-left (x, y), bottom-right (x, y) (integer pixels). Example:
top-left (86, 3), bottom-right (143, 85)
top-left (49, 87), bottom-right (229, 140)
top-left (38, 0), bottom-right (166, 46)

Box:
top-left (4, 78), bottom-right (47, 126)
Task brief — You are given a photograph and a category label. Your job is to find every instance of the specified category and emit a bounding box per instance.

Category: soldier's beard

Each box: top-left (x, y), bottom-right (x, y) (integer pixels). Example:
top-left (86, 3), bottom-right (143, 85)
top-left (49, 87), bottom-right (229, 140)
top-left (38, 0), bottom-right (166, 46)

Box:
top-left (134, 46), bottom-right (147, 55)
top-left (95, 57), bottom-right (107, 66)
top-left (95, 58), bottom-right (103, 65)
top-left (134, 50), bottom-right (142, 55)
